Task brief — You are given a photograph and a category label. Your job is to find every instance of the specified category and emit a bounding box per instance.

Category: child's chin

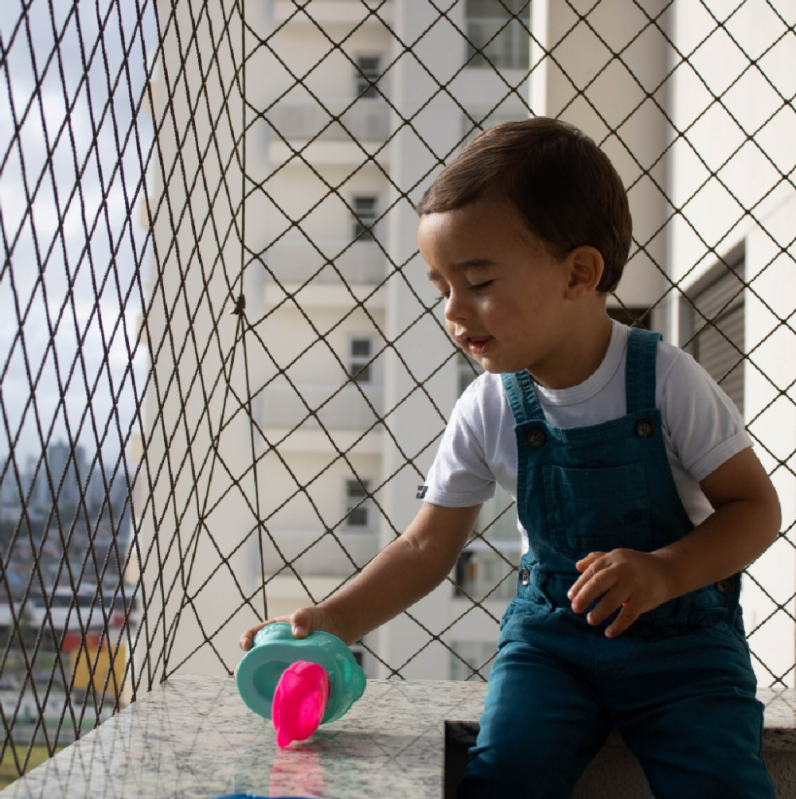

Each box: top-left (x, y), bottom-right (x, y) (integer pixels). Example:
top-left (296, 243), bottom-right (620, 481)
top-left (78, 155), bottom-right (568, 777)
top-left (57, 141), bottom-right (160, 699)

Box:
top-left (478, 360), bottom-right (505, 374)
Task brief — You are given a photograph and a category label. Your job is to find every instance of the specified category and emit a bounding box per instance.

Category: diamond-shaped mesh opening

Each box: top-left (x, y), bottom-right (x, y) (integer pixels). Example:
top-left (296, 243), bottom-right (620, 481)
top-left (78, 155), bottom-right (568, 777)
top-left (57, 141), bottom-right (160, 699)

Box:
top-left (1, 0), bottom-right (795, 783)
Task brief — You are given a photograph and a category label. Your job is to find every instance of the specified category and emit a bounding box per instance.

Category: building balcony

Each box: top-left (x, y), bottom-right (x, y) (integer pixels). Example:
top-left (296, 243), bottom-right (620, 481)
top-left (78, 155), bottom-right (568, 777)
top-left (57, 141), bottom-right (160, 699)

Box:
top-left (262, 529), bottom-right (380, 578)
top-left (273, 0), bottom-right (395, 27)
top-left (267, 99), bottom-right (393, 166)
top-left (259, 381), bottom-right (384, 433)
top-left (268, 98), bottom-right (391, 143)
top-left (265, 239), bottom-right (387, 285)
top-left (264, 239), bottom-right (388, 307)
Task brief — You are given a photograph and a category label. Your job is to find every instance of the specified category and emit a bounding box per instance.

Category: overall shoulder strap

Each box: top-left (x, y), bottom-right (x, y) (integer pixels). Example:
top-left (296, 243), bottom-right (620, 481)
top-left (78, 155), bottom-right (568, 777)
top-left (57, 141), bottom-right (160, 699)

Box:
top-left (501, 370), bottom-right (545, 425)
top-left (625, 327), bottom-right (663, 414)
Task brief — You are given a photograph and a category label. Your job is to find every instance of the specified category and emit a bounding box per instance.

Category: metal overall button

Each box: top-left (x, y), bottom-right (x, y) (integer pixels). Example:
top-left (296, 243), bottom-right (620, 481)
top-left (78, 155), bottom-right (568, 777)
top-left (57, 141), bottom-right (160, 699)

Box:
top-left (635, 419), bottom-right (654, 438)
top-left (519, 568), bottom-right (531, 586)
top-left (716, 578), bottom-right (733, 595)
top-left (526, 428), bottom-right (546, 447)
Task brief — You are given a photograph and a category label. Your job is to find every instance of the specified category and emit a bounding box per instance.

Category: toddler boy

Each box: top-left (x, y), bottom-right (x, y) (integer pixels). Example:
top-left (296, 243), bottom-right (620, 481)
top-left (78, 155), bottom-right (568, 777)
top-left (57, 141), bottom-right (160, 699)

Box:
top-left (242, 118), bottom-right (780, 798)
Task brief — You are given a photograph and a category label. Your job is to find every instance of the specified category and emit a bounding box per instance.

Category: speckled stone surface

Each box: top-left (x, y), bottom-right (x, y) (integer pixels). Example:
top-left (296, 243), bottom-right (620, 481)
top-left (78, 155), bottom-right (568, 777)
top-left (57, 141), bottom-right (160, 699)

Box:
top-left (1, 678), bottom-right (794, 798)
top-left (759, 688), bottom-right (796, 751)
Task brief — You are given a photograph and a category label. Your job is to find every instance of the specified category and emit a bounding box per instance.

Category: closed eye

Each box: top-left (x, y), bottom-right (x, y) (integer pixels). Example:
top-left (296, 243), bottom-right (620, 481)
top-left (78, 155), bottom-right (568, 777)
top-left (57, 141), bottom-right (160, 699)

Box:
top-left (470, 280), bottom-right (493, 292)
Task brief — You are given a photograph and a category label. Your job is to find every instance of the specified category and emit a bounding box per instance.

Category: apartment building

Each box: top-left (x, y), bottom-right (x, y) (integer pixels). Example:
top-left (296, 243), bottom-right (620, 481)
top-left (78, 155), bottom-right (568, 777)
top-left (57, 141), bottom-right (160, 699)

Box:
top-left (236, 0), bottom-right (668, 680)
top-left (138, 0), bottom-right (795, 685)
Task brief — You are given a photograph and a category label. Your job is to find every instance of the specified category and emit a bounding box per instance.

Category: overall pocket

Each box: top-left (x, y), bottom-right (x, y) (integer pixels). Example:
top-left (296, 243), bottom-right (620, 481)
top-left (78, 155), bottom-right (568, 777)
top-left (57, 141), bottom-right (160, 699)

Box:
top-left (543, 461), bottom-right (652, 561)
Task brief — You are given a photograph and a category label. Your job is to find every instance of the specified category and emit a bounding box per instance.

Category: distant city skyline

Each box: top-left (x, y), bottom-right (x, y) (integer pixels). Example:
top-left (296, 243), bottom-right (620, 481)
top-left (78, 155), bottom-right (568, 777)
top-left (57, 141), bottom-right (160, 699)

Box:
top-left (0, 1), bottom-right (157, 466)
top-left (0, 438), bottom-right (130, 511)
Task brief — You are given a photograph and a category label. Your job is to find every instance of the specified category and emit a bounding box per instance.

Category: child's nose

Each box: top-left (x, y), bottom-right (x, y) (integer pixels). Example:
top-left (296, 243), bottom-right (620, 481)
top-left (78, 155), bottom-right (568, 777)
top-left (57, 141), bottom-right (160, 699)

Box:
top-left (444, 290), bottom-right (468, 322)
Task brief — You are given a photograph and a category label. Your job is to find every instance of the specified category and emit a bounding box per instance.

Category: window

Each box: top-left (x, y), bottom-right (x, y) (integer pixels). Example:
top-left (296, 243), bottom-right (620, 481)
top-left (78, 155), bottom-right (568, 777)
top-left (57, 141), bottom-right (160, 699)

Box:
top-left (345, 479), bottom-right (372, 529)
top-left (352, 195), bottom-right (377, 241)
top-left (355, 56), bottom-right (380, 99)
top-left (465, 0), bottom-right (531, 70)
top-left (685, 256), bottom-right (745, 415)
top-left (348, 338), bottom-right (373, 383)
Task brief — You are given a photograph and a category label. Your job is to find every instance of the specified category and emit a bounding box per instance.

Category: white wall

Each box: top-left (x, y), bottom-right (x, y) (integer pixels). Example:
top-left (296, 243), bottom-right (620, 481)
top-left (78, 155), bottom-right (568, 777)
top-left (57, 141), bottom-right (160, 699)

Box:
top-left (136, 0), bottom-right (257, 681)
top-left (665, 0), bottom-right (796, 685)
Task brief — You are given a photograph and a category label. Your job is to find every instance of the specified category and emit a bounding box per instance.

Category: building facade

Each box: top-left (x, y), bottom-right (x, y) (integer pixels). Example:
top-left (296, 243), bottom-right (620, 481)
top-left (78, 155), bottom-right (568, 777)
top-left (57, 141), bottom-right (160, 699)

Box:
top-left (136, 0), bottom-right (795, 685)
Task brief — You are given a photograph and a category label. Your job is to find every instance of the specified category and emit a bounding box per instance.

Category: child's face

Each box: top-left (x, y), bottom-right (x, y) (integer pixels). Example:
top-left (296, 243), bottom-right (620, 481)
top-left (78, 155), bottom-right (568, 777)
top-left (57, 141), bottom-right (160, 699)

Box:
top-left (418, 199), bottom-right (580, 387)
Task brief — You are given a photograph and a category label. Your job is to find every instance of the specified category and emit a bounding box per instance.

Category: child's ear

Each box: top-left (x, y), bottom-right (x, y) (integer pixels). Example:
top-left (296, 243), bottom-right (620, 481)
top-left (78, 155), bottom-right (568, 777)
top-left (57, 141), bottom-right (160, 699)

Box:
top-left (565, 246), bottom-right (605, 298)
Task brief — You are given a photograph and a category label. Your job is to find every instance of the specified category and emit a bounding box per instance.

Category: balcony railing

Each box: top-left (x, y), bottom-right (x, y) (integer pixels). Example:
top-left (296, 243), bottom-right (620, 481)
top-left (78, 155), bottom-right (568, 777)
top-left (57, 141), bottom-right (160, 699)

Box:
top-left (267, 99), bottom-right (391, 142)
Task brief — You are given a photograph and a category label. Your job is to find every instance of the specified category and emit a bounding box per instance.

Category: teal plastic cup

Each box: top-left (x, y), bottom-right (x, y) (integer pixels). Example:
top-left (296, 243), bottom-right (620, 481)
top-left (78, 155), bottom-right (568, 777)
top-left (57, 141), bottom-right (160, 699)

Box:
top-left (236, 622), bottom-right (366, 725)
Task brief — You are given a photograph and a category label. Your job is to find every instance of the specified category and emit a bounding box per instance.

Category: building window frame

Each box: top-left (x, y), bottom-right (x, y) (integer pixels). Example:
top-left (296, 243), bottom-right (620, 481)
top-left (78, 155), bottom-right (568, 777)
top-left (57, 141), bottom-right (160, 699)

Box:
top-left (344, 478), bottom-right (372, 530)
top-left (348, 337), bottom-right (374, 384)
top-left (355, 55), bottom-right (381, 99)
top-left (351, 195), bottom-right (378, 241)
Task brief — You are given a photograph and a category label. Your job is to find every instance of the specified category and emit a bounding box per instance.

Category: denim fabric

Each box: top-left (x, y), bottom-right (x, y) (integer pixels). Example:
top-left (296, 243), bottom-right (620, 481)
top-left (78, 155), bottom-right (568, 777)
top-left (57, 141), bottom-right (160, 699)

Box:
top-left (458, 328), bottom-right (773, 799)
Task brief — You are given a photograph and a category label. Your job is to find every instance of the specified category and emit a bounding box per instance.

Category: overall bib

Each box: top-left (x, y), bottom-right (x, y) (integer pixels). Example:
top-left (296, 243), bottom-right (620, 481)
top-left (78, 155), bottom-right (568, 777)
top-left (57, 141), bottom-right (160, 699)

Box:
top-left (458, 329), bottom-right (773, 799)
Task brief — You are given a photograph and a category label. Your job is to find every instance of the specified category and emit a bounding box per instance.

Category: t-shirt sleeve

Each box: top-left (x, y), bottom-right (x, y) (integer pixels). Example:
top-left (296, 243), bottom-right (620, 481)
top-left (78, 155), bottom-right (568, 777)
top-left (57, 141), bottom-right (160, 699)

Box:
top-left (660, 348), bottom-right (753, 483)
top-left (421, 388), bottom-right (497, 508)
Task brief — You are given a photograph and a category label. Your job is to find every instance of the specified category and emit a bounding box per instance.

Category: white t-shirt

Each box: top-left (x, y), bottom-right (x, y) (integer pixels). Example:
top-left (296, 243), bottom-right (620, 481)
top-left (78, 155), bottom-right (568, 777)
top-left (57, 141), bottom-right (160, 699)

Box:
top-left (423, 321), bottom-right (752, 553)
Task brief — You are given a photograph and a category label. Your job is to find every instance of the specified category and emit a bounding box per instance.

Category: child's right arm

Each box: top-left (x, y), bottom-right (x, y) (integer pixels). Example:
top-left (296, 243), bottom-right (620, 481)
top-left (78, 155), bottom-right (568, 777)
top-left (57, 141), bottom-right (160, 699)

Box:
top-left (239, 501), bottom-right (481, 649)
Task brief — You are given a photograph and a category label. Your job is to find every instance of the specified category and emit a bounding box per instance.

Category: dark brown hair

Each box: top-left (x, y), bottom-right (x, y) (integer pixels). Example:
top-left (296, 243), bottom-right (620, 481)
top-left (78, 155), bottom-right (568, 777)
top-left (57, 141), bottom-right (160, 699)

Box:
top-left (415, 118), bottom-right (632, 292)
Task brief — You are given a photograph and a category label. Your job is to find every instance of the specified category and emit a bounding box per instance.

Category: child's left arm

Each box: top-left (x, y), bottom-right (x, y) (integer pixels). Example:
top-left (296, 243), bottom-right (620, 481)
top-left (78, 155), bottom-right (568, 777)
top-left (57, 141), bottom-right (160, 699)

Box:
top-left (568, 446), bottom-right (781, 637)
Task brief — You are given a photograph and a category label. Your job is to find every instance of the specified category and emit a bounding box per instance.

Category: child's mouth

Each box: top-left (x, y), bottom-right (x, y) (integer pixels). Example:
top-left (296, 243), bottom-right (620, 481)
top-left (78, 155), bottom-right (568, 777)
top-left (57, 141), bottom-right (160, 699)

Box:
top-left (466, 337), bottom-right (493, 355)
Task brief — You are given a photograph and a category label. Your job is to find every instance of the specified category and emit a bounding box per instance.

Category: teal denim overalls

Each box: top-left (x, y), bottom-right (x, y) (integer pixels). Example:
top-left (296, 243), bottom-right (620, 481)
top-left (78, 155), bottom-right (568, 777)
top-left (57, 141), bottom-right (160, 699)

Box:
top-left (458, 328), bottom-right (773, 799)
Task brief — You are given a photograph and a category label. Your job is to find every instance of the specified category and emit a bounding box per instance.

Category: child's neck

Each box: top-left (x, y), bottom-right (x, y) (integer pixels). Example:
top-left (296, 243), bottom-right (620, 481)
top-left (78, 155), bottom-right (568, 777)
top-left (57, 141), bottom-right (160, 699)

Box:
top-left (530, 311), bottom-right (613, 391)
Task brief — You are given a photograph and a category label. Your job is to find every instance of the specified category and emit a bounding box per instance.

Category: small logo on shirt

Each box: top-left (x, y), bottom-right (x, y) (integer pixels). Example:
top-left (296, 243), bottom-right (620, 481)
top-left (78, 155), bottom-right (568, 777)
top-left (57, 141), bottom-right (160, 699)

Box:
top-left (416, 485), bottom-right (428, 499)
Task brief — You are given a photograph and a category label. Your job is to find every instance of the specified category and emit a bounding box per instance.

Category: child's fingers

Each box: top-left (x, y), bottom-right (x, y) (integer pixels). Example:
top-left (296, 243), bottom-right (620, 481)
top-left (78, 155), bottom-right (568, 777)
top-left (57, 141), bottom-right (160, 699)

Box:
top-left (583, 585), bottom-right (627, 626)
top-left (289, 608), bottom-right (316, 638)
top-left (571, 548), bottom-right (671, 636)
top-left (574, 551), bottom-right (605, 573)
top-left (238, 608), bottom-right (342, 653)
top-left (604, 602), bottom-right (641, 637)
top-left (238, 614), bottom-right (293, 650)
top-left (568, 552), bottom-right (610, 612)
top-left (239, 622), bottom-right (267, 651)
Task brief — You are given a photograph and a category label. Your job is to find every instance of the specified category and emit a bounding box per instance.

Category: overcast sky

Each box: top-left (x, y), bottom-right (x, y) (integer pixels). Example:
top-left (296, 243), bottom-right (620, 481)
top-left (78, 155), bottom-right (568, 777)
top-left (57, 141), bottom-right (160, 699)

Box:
top-left (0, 0), bottom-right (157, 471)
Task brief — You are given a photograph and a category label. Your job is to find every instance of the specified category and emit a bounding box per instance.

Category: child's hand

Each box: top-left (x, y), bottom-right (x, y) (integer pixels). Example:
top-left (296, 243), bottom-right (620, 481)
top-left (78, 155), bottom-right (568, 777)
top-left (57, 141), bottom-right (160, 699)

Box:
top-left (567, 549), bottom-right (676, 637)
top-left (238, 606), bottom-right (347, 651)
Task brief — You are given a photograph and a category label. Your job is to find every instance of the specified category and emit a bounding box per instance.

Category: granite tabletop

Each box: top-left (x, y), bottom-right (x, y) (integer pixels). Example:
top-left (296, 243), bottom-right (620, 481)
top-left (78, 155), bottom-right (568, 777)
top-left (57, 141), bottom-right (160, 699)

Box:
top-left (1, 677), bottom-right (794, 798)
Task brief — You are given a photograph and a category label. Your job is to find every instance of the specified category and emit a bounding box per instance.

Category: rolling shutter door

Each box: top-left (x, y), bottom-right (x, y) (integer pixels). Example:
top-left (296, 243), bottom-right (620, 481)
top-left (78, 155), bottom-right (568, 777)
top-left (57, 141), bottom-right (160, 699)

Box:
top-left (690, 266), bottom-right (745, 416)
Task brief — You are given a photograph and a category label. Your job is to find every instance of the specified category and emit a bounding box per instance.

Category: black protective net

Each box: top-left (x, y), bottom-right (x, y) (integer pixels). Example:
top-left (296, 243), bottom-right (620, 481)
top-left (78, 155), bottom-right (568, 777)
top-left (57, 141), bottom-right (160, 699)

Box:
top-left (1, 0), bottom-right (794, 782)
